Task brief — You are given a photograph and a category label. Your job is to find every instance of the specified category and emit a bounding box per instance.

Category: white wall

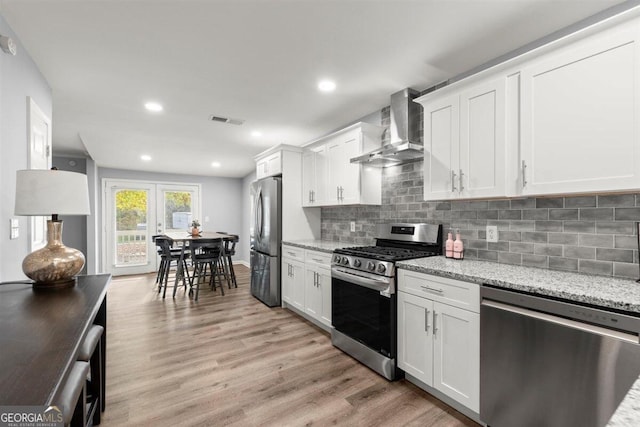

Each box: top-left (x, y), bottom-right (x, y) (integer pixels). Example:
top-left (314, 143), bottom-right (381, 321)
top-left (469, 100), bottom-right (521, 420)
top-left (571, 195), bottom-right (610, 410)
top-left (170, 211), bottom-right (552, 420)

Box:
top-left (0, 15), bottom-right (52, 281)
top-left (97, 167), bottom-right (245, 270)
top-left (241, 170), bottom-right (257, 265)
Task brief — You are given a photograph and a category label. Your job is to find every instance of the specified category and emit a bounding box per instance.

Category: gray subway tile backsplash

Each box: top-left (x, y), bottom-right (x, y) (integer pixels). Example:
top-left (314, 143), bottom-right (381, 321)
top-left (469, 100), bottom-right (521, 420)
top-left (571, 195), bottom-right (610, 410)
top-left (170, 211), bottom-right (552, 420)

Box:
top-left (320, 157), bottom-right (640, 280)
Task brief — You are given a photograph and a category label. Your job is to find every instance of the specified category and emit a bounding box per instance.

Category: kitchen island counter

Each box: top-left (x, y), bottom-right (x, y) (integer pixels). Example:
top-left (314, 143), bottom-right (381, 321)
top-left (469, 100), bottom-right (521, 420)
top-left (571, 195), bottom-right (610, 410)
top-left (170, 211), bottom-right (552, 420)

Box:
top-left (397, 256), bottom-right (640, 427)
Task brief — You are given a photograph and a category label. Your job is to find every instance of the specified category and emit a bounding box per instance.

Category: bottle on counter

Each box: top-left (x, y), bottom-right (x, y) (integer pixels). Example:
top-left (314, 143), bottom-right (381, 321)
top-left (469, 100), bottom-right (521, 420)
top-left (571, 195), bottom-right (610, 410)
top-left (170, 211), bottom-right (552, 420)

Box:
top-left (445, 229), bottom-right (454, 258)
top-left (453, 229), bottom-right (464, 260)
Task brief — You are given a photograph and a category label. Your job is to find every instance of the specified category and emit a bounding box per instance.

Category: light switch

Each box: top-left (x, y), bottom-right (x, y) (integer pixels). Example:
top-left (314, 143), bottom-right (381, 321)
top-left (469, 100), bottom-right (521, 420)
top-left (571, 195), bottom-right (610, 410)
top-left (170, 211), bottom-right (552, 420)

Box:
top-left (350, 221), bottom-right (356, 232)
top-left (10, 218), bottom-right (19, 240)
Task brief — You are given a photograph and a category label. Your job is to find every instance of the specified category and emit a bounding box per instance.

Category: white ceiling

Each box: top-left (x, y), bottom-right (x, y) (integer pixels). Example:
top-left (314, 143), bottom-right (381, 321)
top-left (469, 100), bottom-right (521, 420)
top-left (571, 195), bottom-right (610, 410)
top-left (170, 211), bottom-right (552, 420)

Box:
top-left (0, 0), bottom-right (626, 178)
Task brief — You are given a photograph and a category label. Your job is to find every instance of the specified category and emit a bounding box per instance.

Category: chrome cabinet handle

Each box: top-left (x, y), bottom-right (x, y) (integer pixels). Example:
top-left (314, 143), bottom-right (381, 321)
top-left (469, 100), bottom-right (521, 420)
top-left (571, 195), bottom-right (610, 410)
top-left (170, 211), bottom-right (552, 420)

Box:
top-left (451, 170), bottom-right (457, 192)
top-left (421, 285), bottom-right (444, 294)
top-left (433, 311), bottom-right (438, 337)
top-left (340, 186), bottom-right (344, 200)
top-left (337, 186), bottom-right (340, 200)
top-left (522, 160), bottom-right (527, 188)
top-left (425, 309), bottom-right (430, 332)
top-left (311, 190), bottom-right (315, 202)
top-left (459, 169), bottom-right (464, 192)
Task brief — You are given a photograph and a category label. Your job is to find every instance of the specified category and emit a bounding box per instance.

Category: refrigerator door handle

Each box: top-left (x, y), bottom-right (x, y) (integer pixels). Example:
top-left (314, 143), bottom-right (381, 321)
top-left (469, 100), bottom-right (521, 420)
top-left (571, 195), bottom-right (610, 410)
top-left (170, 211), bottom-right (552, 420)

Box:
top-left (256, 188), bottom-right (264, 239)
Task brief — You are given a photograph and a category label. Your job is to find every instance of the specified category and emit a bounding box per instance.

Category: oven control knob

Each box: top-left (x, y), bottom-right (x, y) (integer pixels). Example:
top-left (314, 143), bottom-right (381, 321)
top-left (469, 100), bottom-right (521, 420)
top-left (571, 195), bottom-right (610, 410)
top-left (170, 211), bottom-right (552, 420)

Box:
top-left (377, 264), bottom-right (387, 274)
top-left (367, 262), bottom-right (375, 271)
top-left (341, 257), bottom-right (350, 266)
top-left (353, 259), bottom-right (361, 268)
top-left (334, 255), bottom-right (341, 264)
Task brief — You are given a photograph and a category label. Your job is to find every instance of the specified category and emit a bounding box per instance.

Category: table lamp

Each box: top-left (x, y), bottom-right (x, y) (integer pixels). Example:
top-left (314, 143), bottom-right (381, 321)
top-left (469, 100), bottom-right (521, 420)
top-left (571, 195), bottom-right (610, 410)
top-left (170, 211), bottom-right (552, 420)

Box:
top-left (14, 169), bottom-right (91, 289)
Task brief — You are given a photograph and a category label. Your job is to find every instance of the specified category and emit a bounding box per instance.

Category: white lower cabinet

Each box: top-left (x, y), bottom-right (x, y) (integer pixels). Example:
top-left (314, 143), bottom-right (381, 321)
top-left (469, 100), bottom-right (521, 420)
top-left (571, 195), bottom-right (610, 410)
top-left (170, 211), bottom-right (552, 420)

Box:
top-left (282, 245), bottom-right (331, 329)
top-left (397, 269), bottom-right (480, 414)
top-left (281, 245), bottom-right (305, 310)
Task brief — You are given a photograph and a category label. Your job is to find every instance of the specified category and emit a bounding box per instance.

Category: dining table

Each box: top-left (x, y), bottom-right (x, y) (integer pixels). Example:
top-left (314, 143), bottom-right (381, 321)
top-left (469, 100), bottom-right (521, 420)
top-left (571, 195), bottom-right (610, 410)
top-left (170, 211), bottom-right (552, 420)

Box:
top-left (163, 231), bottom-right (230, 296)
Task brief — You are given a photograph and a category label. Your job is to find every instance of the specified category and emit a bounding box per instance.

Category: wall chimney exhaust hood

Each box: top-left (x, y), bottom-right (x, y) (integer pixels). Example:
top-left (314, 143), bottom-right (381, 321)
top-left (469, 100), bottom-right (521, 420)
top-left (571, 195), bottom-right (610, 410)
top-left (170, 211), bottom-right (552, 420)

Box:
top-left (351, 88), bottom-right (423, 167)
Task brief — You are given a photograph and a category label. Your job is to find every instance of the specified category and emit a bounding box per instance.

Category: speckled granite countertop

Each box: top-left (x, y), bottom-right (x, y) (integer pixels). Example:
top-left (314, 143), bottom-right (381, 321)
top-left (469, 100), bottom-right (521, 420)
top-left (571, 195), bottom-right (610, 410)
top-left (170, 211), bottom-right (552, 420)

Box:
top-left (397, 256), bottom-right (640, 427)
top-left (282, 240), bottom-right (346, 254)
top-left (397, 257), bottom-right (640, 314)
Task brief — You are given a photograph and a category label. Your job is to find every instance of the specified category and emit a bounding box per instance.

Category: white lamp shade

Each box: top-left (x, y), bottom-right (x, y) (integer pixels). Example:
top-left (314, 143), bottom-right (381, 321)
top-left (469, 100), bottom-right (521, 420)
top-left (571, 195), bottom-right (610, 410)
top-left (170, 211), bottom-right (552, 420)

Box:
top-left (15, 169), bottom-right (91, 216)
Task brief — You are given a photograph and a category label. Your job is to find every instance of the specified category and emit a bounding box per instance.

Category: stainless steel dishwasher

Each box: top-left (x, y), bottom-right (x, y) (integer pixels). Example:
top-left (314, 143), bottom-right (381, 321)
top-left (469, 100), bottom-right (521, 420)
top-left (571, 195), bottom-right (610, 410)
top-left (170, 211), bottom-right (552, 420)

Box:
top-left (481, 285), bottom-right (640, 427)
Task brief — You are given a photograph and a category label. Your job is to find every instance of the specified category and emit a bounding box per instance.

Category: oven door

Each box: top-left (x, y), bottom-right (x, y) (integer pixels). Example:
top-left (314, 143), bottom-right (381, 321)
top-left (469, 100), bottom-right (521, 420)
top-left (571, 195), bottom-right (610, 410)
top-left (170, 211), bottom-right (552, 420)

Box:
top-left (331, 267), bottom-right (396, 358)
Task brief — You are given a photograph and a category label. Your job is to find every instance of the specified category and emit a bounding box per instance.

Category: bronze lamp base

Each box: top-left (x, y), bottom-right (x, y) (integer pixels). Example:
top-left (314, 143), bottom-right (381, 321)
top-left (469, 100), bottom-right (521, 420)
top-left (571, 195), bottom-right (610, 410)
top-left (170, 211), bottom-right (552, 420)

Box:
top-left (22, 220), bottom-right (85, 289)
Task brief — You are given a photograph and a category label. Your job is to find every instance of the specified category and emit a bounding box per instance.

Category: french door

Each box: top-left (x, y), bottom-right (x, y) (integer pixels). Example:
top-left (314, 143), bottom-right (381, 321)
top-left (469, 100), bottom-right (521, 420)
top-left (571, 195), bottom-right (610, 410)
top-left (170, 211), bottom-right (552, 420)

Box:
top-left (103, 180), bottom-right (200, 276)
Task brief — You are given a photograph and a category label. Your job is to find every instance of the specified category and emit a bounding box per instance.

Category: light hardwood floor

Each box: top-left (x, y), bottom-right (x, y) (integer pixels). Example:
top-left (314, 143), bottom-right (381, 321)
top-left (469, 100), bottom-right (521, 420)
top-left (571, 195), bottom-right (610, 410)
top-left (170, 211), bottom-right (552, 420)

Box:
top-left (101, 265), bottom-right (480, 427)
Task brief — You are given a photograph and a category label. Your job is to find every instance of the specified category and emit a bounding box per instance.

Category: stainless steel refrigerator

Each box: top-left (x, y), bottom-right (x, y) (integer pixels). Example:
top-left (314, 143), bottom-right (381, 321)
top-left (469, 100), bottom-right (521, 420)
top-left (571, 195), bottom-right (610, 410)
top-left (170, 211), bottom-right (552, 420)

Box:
top-left (250, 176), bottom-right (282, 307)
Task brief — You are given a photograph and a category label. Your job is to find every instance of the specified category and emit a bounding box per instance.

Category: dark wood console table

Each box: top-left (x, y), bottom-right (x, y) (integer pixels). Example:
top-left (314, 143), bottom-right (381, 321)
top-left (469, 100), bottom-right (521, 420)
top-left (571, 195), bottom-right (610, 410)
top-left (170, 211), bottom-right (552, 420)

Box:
top-left (0, 274), bottom-right (110, 407)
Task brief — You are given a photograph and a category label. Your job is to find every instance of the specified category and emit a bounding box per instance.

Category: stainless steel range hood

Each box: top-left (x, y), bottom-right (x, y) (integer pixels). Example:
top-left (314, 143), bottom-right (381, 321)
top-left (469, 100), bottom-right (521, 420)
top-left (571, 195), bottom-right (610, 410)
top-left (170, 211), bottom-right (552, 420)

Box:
top-left (351, 88), bottom-right (423, 167)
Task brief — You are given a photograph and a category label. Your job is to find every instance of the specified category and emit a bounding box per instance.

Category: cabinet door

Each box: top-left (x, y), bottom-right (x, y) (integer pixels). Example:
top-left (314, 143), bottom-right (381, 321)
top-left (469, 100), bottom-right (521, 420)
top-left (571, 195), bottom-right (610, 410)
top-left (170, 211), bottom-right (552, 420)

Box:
top-left (520, 22), bottom-right (640, 195)
top-left (304, 266), bottom-right (322, 319)
top-left (317, 265), bottom-right (331, 326)
top-left (289, 259), bottom-right (305, 310)
top-left (423, 95), bottom-right (460, 201)
top-left (267, 153), bottom-right (281, 176)
top-left (302, 151), bottom-right (315, 207)
top-left (312, 145), bottom-right (327, 205)
top-left (338, 131), bottom-right (361, 204)
top-left (397, 291), bottom-right (433, 386)
top-left (433, 302), bottom-right (479, 413)
top-left (256, 159), bottom-right (267, 179)
top-left (459, 78), bottom-right (506, 198)
top-left (327, 130), bottom-right (361, 204)
top-left (281, 258), bottom-right (293, 304)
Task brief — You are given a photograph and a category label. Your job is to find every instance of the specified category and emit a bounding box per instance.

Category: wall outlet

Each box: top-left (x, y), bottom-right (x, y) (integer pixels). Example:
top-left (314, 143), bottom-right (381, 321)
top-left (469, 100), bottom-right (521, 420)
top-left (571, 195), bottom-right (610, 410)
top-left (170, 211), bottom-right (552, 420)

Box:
top-left (486, 225), bottom-right (498, 243)
top-left (350, 221), bottom-right (356, 232)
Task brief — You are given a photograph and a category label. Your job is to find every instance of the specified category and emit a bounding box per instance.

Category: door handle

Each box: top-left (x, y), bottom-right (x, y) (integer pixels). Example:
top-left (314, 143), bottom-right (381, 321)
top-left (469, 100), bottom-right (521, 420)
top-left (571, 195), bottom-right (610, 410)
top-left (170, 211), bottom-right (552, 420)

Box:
top-left (451, 170), bottom-right (457, 192)
top-left (433, 311), bottom-right (438, 337)
top-left (339, 186), bottom-right (344, 201)
top-left (459, 169), bottom-right (464, 192)
top-left (425, 309), bottom-right (430, 332)
top-left (522, 160), bottom-right (527, 188)
top-left (421, 285), bottom-right (444, 294)
top-left (336, 186), bottom-right (340, 201)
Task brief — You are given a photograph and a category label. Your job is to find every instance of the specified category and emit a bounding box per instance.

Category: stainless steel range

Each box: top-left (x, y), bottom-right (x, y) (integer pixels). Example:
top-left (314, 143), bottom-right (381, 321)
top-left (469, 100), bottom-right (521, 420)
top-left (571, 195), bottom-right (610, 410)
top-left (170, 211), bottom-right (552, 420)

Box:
top-left (331, 223), bottom-right (443, 380)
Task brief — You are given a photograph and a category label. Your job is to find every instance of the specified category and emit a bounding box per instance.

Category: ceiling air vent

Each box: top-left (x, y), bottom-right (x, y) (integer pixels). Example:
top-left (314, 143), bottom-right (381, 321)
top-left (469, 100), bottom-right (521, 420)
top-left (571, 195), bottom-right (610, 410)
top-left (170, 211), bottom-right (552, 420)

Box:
top-left (209, 115), bottom-right (245, 126)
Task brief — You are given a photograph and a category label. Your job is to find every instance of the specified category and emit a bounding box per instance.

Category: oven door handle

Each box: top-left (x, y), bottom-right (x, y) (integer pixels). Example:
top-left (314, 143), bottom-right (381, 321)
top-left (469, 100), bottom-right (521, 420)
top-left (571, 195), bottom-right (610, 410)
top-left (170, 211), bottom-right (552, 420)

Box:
top-left (331, 267), bottom-right (393, 296)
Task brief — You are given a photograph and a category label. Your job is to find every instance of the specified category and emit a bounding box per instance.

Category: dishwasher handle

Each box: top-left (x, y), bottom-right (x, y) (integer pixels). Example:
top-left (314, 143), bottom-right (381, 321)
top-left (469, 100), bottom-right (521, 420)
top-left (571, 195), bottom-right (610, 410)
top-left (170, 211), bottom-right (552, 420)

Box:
top-left (482, 299), bottom-right (639, 344)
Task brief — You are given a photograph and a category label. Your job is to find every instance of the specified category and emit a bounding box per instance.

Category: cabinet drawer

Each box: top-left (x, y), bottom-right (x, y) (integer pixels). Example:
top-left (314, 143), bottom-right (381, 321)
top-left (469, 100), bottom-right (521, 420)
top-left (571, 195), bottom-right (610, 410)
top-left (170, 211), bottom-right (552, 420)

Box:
top-left (398, 269), bottom-right (479, 313)
top-left (282, 245), bottom-right (304, 261)
top-left (305, 250), bottom-right (332, 267)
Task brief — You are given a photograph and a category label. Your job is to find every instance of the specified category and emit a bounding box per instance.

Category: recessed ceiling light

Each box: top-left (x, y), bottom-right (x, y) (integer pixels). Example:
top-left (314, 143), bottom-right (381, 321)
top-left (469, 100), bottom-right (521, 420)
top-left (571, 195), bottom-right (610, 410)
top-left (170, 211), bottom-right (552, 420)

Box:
top-left (318, 80), bottom-right (336, 92)
top-left (144, 102), bottom-right (163, 112)
top-left (211, 162), bottom-right (221, 168)
top-left (251, 131), bottom-right (262, 138)
top-left (141, 155), bottom-right (152, 161)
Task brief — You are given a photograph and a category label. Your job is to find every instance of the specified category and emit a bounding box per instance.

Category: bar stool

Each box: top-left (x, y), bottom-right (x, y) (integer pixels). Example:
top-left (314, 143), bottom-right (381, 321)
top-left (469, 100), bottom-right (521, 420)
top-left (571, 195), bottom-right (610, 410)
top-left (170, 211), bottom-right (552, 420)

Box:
top-left (156, 237), bottom-right (191, 298)
top-left (189, 238), bottom-right (225, 300)
top-left (59, 361), bottom-right (89, 427)
top-left (222, 234), bottom-right (238, 288)
top-left (78, 324), bottom-right (104, 425)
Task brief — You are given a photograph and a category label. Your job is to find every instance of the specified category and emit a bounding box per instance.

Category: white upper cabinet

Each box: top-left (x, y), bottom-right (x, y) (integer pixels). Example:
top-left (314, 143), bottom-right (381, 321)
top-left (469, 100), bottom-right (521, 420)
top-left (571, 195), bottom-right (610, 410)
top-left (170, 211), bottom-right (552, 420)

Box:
top-left (459, 79), bottom-right (506, 198)
top-left (520, 19), bottom-right (640, 195)
top-left (302, 145), bottom-right (327, 206)
top-left (256, 151), bottom-right (282, 179)
top-left (302, 122), bottom-right (383, 206)
top-left (422, 94), bottom-right (460, 200)
top-left (419, 77), bottom-right (506, 201)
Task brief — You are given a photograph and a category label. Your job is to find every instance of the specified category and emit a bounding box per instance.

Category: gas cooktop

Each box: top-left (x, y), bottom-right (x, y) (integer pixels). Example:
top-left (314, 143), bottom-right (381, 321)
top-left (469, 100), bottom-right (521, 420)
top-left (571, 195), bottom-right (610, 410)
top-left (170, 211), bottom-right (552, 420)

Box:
top-left (334, 245), bottom-right (440, 262)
